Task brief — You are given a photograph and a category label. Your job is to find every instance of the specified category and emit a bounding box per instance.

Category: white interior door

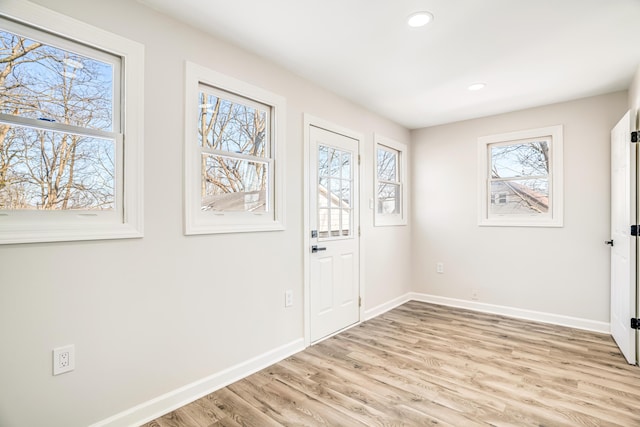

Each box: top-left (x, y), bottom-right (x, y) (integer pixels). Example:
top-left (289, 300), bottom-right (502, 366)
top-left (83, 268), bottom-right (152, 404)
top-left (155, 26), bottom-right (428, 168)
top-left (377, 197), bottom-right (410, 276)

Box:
top-left (309, 125), bottom-right (360, 343)
top-left (610, 110), bottom-right (637, 365)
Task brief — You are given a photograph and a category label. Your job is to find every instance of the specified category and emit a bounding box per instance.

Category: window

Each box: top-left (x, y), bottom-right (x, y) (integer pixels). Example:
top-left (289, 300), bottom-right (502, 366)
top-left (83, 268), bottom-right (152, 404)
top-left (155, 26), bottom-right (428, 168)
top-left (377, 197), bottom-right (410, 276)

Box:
top-left (185, 62), bottom-right (285, 234)
top-left (374, 135), bottom-right (407, 226)
top-left (478, 125), bottom-right (563, 227)
top-left (0, 1), bottom-right (144, 244)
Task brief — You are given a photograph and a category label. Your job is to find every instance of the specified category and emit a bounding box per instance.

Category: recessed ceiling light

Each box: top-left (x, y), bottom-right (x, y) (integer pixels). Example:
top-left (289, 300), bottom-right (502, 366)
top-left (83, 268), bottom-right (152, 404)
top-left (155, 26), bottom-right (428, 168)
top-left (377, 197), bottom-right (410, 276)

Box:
top-left (468, 82), bottom-right (487, 91)
top-left (407, 11), bottom-right (434, 28)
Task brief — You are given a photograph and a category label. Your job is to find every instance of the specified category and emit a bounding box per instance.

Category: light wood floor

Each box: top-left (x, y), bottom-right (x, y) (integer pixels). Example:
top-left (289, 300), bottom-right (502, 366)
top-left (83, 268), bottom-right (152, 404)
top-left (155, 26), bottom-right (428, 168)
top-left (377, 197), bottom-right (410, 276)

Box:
top-left (143, 302), bottom-right (640, 426)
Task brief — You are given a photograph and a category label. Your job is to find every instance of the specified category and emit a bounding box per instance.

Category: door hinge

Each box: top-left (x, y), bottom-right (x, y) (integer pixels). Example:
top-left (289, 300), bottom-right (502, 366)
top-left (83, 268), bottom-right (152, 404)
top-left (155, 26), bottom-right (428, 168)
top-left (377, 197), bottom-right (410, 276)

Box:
top-left (632, 318), bottom-right (640, 329)
top-left (631, 225), bottom-right (640, 237)
top-left (631, 131), bottom-right (639, 143)
top-left (359, 296), bottom-right (362, 307)
top-left (358, 155), bottom-right (361, 165)
top-left (358, 226), bottom-right (361, 237)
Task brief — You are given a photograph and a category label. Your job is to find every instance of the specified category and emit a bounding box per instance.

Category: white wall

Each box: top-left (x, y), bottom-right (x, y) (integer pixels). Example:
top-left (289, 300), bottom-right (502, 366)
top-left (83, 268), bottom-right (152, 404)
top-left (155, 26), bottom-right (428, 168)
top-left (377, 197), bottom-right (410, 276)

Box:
top-left (629, 66), bottom-right (640, 128)
top-left (0, 1), bottom-right (410, 426)
top-left (411, 91), bottom-right (628, 324)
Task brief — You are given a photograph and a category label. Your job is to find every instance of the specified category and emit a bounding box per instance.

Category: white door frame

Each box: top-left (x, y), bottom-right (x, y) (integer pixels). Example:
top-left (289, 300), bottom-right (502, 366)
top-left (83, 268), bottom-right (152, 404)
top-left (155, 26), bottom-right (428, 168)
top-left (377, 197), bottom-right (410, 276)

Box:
top-left (303, 114), bottom-right (365, 347)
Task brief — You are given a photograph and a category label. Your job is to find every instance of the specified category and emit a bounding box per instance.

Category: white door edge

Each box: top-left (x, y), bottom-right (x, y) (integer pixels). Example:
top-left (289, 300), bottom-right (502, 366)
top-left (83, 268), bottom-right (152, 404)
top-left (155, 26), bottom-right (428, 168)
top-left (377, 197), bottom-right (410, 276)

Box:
top-left (610, 110), bottom-right (637, 364)
top-left (302, 114), bottom-right (365, 347)
top-left (635, 110), bottom-right (640, 366)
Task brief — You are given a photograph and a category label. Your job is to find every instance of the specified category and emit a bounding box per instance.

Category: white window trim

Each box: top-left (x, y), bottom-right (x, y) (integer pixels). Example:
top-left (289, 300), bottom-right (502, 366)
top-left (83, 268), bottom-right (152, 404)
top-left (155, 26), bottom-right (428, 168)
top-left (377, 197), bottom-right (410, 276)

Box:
top-left (0, 0), bottom-right (144, 245)
top-left (374, 134), bottom-right (408, 226)
top-left (477, 125), bottom-right (563, 227)
top-left (184, 61), bottom-right (286, 234)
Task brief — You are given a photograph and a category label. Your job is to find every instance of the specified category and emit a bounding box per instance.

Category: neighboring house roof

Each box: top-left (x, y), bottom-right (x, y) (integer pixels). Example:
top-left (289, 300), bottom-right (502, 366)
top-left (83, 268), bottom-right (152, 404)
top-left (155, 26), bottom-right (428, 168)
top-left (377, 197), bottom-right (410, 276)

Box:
top-left (201, 189), bottom-right (265, 212)
top-left (493, 181), bottom-right (548, 213)
top-left (318, 184), bottom-right (350, 209)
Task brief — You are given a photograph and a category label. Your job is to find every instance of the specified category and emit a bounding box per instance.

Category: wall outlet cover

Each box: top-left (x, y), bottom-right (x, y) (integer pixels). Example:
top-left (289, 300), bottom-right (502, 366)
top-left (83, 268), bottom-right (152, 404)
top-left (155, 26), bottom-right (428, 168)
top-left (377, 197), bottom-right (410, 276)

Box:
top-left (285, 290), bottom-right (293, 307)
top-left (53, 344), bottom-right (75, 376)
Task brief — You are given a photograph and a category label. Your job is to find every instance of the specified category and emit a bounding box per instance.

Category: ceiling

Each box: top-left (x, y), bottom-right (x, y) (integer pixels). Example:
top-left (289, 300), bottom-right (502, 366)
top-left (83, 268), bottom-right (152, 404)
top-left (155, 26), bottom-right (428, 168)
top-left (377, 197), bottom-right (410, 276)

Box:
top-left (140, 0), bottom-right (640, 129)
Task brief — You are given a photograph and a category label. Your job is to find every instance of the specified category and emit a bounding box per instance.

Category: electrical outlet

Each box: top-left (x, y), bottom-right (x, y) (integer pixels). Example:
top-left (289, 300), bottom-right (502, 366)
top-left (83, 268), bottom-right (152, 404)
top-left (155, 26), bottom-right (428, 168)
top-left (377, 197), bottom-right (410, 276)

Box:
top-left (285, 290), bottom-right (293, 307)
top-left (53, 345), bottom-right (75, 376)
top-left (436, 262), bottom-right (444, 274)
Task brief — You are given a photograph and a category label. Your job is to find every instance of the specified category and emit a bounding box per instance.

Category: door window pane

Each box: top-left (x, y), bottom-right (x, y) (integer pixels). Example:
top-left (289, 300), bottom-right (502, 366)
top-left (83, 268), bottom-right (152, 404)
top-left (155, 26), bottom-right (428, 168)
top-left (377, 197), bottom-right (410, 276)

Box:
top-left (340, 180), bottom-right (351, 209)
top-left (341, 208), bottom-right (351, 236)
top-left (317, 145), bottom-right (352, 239)
top-left (341, 152), bottom-right (351, 180)
top-left (329, 149), bottom-right (342, 178)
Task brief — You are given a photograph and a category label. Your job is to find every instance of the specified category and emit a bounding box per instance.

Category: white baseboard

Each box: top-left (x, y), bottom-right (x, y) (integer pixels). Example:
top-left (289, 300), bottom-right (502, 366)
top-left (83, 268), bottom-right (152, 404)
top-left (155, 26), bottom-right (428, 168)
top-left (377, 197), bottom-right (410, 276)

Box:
top-left (90, 338), bottom-right (305, 427)
top-left (364, 293), bottom-right (412, 320)
top-left (407, 292), bottom-right (610, 334)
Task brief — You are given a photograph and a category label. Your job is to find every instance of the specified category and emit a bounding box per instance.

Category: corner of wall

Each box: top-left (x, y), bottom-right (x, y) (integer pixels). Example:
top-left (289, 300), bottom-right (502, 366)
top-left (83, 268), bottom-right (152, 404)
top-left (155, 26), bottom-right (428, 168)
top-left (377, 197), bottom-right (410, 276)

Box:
top-left (629, 65), bottom-right (640, 128)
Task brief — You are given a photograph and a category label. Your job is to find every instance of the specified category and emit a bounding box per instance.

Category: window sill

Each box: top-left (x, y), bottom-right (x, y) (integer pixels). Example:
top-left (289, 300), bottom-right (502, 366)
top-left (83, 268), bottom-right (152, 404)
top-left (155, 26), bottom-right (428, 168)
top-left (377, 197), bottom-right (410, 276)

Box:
top-left (479, 217), bottom-right (563, 228)
top-left (374, 214), bottom-right (407, 227)
top-left (0, 223), bottom-right (143, 245)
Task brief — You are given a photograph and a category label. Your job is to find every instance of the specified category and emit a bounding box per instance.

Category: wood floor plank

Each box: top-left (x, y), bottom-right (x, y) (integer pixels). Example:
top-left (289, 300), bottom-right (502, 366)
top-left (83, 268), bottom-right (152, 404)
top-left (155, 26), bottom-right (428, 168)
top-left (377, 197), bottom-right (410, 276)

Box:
top-left (141, 302), bottom-right (640, 426)
top-left (259, 364), bottom-right (393, 426)
top-left (301, 352), bottom-right (480, 426)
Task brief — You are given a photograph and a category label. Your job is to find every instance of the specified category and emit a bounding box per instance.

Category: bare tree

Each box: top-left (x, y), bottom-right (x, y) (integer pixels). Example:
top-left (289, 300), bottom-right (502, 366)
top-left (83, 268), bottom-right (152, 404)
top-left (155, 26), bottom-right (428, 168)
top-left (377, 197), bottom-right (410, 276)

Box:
top-left (491, 141), bottom-right (548, 179)
top-left (0, 33), bottom-right (42, 206)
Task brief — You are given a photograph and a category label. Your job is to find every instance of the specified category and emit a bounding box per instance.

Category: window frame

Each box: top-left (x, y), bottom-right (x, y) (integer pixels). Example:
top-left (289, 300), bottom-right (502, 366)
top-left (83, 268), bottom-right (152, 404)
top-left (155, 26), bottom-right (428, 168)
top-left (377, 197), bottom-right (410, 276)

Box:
top-left (374, 134), bottom-right (407, 226)
top-left (0, 0), bottom-right (144, 245)
top-left (477, 125), bottom-right (563, 227)
top-left (184, 61), bottom-right (286, 234)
